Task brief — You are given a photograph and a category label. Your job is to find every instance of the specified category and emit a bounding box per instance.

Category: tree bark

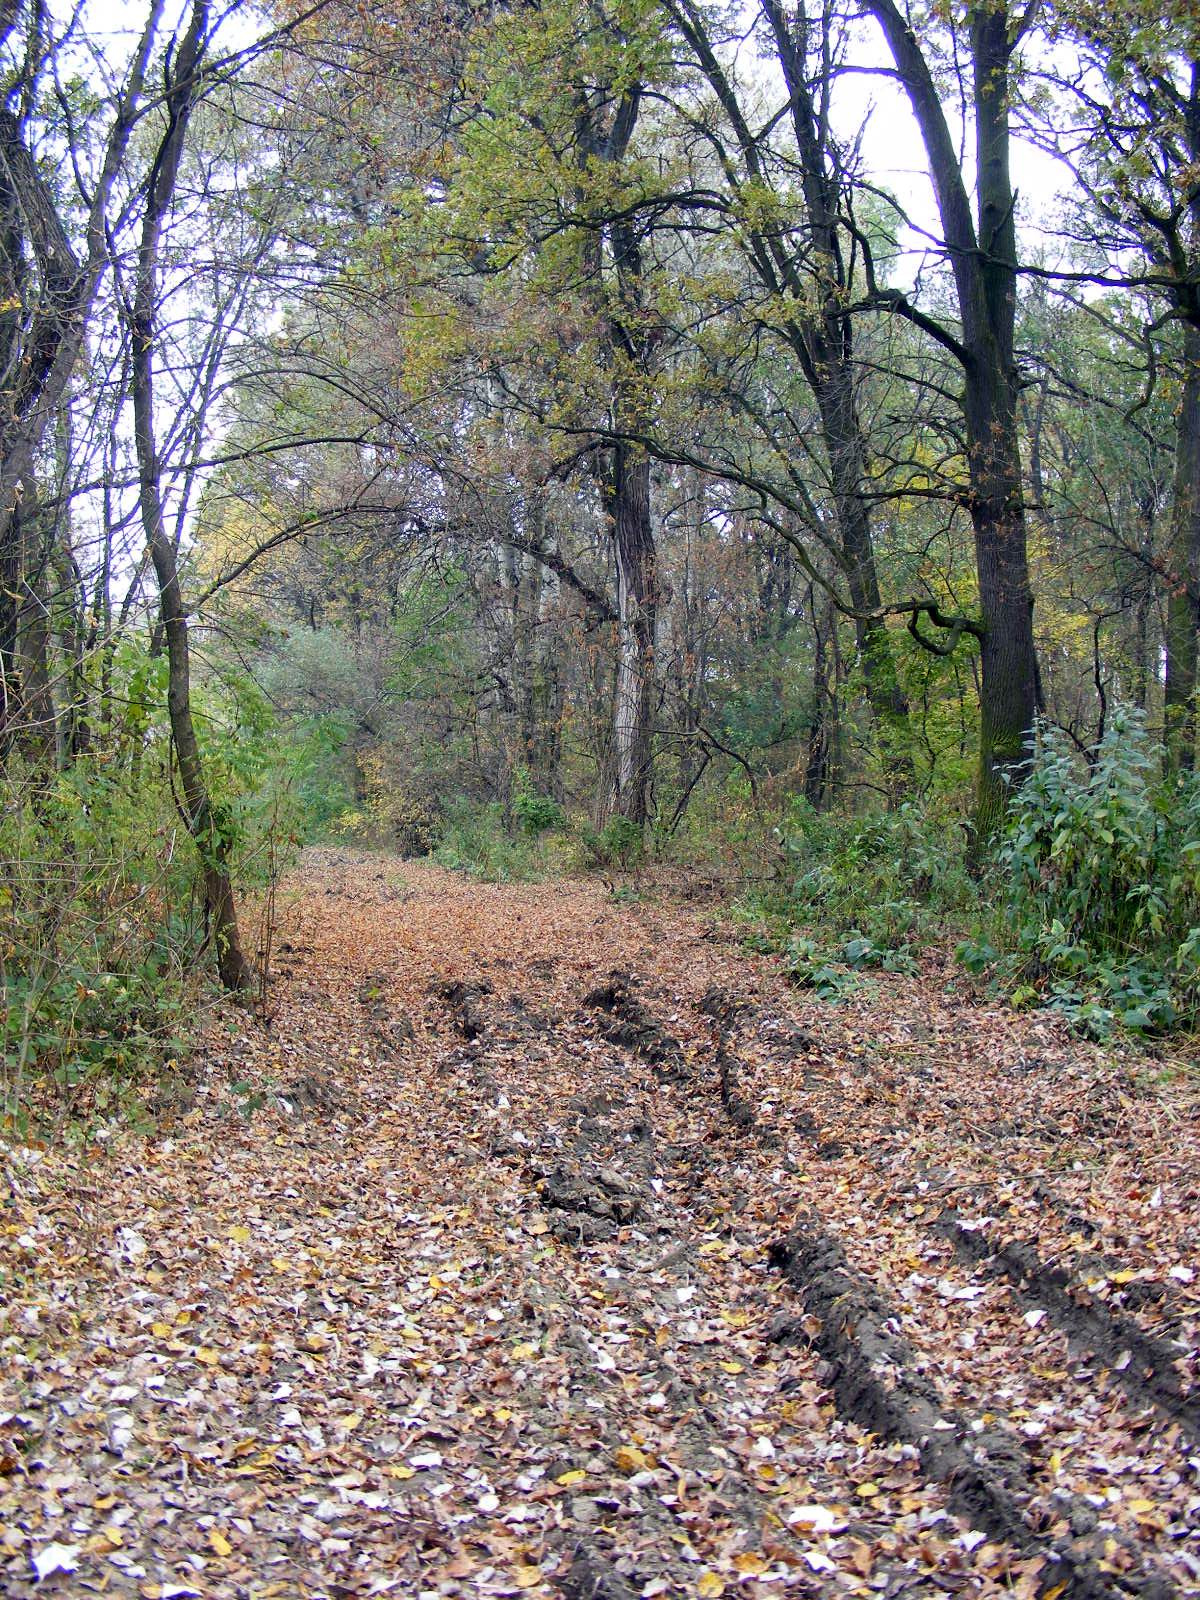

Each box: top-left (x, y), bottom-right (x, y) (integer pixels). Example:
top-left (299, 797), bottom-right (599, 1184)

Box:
top-left (1164, 322), bottom-right (1200, 775)
top-left (0, 10), bottom-right (159, 758)
top-left (131, 0), bottom-right (252, 993)
top-left (760, 0), bottom-right (912, 785)
top-left (867, 0), bottom-right (1041, 837)
top-left (607, 442), bottom-right (656, 823)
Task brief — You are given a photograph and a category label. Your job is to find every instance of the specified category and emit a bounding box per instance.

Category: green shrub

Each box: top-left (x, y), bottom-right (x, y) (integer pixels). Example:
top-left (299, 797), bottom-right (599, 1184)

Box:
top-left (732, 800), bottom-right (971, 1001)
top-left (434, 798), bottom-right (568, 881)
top-left (781, 935), bottom-right (869, 1002)
top-left (512, 769), bottom-right (566, 836)
top-left (0, 757), bottom-right (202, 1127)
top-left (576, 815), bottom-right (645, 870)
top-left (978, 709), bottom-right (1200, 1035)
top-left (757, 800), bottom-right (971, 952)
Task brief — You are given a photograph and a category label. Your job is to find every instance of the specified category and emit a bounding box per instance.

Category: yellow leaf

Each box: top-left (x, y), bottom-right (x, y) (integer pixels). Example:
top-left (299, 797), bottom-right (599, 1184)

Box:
top-left (228, 1225), bottom-right (252, 1244)
top-left (734, 1552), bottom-right (767, 1576)
top-left (195, 1347), bottom-right (220, 1367)
top-left (719, 1361), bottom-right (744, 1374)
top-left (150, 1322), bottom-right (172, 1339)
top-left (1110, 1270), bottom-right (1137, 1284)
top-left (494, 1407), bottom-right (514, 1423)
top-left (513, 1565), bottom-right (542, 1588)
top-left (270, 1256), bottom-right (291, 1272)
top-left (510, 1342), bottom-right (538, 1361)
top-left (856, 1482), bottom-right (880, 1499)
top-left (209, 1528), bottom-right (233, 1557)
top-left (556, 1469), bottom-right (587, 1486)
top-left (386, 1465), bottom-right (415, 1480)
top-left (614, 1445), bottom-right (649, 1474)
top-left (1127, 1499), bottom-right (1156, 1515)
top-left (342, 1412), bottom-right (363, 1431)
top-left (697, 1573), bottom-right (725, 1597)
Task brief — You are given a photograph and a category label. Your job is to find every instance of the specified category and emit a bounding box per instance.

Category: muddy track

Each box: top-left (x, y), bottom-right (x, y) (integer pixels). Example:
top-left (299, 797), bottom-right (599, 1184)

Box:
top-left (536, 977), bottom-right (1185, 1600)
top-left (3, 857), bottom-right (1196, 1600)
top-left (935, 1211), bottom-right (1199, 1444)
top-left (767, 1227), bottom-right (1174, 1600)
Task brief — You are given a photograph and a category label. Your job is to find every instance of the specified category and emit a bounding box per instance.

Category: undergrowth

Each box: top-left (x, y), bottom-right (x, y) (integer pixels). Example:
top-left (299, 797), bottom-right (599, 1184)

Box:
top-left (0, 758), bottom-right (203, 1131)
top-left (741, 708), bottom-right (1200, 1039)
top-left (969, 709), bottom-right (1200, 1037)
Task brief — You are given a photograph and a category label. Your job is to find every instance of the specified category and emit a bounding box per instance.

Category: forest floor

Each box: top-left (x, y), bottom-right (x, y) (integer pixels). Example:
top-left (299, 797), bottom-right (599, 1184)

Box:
top-left (2, 850), bottom-right (1199, 1600)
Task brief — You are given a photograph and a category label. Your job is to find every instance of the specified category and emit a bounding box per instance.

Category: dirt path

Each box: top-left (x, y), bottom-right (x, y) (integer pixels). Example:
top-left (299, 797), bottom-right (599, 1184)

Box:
top-left (2, 852), bottom-right (1197, 1599)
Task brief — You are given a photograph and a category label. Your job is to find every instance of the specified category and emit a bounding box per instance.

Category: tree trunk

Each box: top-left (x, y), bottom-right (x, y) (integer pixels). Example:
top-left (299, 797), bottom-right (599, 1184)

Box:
top-left (815, 365), bottom-right (912, 784)
top-left (803, 592), bottom-right (838, 810)
top-left (1164, 322), bottom-right (1200, 775)
top-left (867, 0), bottom-right (1041, 838)
top-left (132, 0), bottom-right (252, 994)
top-left (967, 1), bottom-right (1041, 832)
top-left (0, 16), bottom-right (158, 762)
top-left (608, 443), bottom-right (656, 824)
top-left (17, 499), bottom-right (55, 769)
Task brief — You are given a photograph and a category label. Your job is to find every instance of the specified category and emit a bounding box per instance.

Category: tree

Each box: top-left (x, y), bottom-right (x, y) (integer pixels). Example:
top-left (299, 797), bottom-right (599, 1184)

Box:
top-left (864, 0), bottom-right (1043, 835)
top-left (0, 1), bottom-right (160, 756)
top-left (660, 0), bottom-right (913, 784)
top-left (1028, 6), bottom-right (1199, 770)
top-left (126, 0), bottom-right (253, 991)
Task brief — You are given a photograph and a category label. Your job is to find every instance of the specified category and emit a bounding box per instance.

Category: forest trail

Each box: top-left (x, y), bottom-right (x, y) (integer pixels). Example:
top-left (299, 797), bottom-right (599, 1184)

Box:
top-left (1, 853), bottom-right (1197, 1600)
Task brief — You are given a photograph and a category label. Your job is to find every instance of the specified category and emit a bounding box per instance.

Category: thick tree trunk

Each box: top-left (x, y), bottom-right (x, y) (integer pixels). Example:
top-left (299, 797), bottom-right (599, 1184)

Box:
top-left (867, 0), bottom-right (1041, 838)
top-left (966, 372), bottom-right (1041, 833)
top-left (1164, 322), bottom-right (1200, 775)
top-left (967, 3), bottom-right (1041, 832)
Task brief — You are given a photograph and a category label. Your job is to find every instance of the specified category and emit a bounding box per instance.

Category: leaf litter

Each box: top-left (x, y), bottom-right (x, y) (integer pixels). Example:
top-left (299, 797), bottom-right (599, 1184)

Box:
top-left (1, 850), bottom-right (1197, 1597)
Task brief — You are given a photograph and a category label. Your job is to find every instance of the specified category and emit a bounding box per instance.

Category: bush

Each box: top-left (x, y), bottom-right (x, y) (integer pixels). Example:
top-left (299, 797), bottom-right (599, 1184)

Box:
top-left (758, 799), bottom-right (973, 956)
top-left (576, 815), bottom-right (645, 871)
top-left (979, 709), bottom-right (1200, 1035)
top-left (731, 799), bottom-right (974, 1000)
top-left (512, 769), bottom-right (566, 837)
top-left (434, 798), bottom-right (571, 881)
top-left (0, 757), bottom-right (202, 1128)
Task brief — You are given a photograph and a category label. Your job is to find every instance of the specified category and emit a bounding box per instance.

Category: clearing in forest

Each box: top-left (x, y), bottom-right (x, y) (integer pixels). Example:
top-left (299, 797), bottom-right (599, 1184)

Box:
top-left (1, 853), bottom-right (1197, 1599)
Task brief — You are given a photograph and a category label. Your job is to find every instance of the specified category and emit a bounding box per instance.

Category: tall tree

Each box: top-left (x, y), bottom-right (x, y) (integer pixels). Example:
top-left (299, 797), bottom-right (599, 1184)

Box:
top-left (0, 1), bottom-right (160, 755)
top-left (128, 0), bottom-right (252, 990)
top-left (661, 0), bottom-right (913, 783)
top-left (865, 0), bottom-right (1042, 834)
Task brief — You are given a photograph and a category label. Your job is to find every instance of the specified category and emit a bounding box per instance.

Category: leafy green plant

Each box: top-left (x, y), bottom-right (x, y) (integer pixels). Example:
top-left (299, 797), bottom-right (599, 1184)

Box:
top-left (576, 815), bottom-right (645, 871)
top-left (740, 799), bottom-right (973, 984)
top-left (0, 754), bottom-right (202, 1125)
top-left (434, 798), bottom-right (569, 881)
top-left (512, 769), bottom-right (566, 836)
top-left (781, 936), bottom-right (869, 1002)
top-left (975, 708), bottom-right (1200, 1035)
